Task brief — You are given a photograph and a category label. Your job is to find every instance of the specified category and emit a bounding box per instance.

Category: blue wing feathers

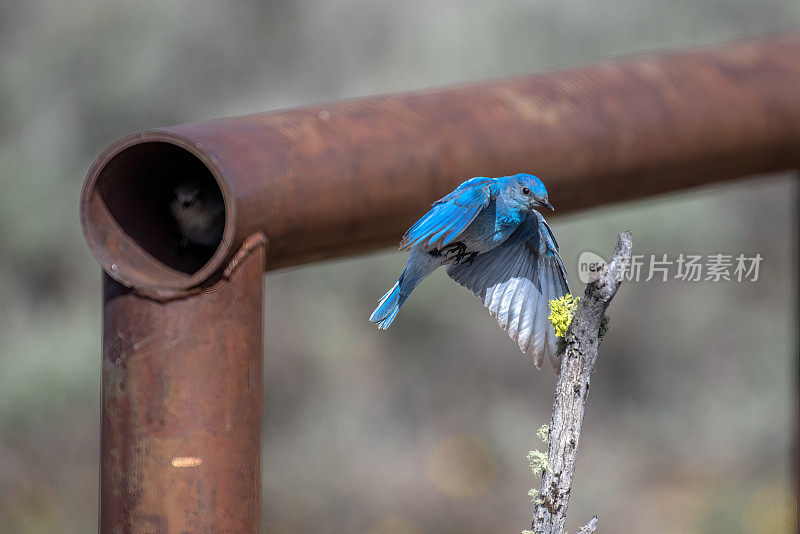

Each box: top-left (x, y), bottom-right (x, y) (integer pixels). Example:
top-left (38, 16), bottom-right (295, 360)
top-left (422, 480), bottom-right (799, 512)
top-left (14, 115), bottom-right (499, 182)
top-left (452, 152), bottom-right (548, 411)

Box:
top-left (453, 183), bottom-right (490, 207)
top-left (431, 204), bottom-right (480, 245)
top-left (401, 179), bottom-right (495, 250)
top-left (437, 177), bottom-right (493, 205)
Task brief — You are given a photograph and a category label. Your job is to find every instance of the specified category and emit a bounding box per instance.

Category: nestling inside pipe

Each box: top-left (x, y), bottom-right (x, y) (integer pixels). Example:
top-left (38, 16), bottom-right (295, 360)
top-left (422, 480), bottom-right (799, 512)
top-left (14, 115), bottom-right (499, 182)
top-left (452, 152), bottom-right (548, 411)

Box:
top-left (90, 142), bottom-right (225, 283)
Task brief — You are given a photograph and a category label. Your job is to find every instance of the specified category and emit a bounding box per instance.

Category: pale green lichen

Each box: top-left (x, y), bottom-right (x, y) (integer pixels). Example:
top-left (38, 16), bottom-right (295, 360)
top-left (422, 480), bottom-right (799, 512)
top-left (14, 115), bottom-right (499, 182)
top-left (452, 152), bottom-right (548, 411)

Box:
top-left (536, 424), bottom-right (550, 444)
top-left (527, 488), bottom-right (541, 503)
top-left (527, 449), bottom-right (549, 477)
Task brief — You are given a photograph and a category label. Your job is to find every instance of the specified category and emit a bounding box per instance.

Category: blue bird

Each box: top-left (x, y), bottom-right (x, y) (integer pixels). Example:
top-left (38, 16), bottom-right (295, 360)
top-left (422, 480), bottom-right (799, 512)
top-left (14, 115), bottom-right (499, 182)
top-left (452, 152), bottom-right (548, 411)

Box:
top-left (369, 173), bottom-right (570, 369)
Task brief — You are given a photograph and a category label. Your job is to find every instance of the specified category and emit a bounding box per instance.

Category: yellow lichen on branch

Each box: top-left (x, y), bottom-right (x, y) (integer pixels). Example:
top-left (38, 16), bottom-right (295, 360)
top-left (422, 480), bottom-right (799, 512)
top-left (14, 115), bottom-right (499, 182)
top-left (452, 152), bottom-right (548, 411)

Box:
top-left (547, 294), bottom-right (580, 338)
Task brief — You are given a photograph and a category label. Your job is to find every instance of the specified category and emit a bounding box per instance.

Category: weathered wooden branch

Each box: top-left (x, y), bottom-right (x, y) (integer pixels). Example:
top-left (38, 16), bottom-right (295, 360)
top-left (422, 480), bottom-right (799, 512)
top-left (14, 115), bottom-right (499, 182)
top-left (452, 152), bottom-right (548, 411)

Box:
top-left (530, 231), bottom-right (633, 534)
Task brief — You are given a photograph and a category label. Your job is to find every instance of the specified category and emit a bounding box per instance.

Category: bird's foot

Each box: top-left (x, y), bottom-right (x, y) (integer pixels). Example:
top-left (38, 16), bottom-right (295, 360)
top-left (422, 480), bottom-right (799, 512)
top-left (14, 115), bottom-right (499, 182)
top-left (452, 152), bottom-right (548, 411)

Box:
top-left (453, 251), bottom-right (478, 265)
top-left (446, 243), bottom-right (478, 265)
top-left (463, 251), bottom-right (479, 265)
top-left (443, 241), bottom-right (467, 259)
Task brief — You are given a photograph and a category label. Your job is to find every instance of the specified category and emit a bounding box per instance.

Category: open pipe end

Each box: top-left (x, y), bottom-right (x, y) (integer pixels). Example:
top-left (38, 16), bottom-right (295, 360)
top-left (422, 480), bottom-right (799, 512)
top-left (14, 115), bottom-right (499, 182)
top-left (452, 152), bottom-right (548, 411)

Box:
top-left (81, 132), bottom-right (235, 294)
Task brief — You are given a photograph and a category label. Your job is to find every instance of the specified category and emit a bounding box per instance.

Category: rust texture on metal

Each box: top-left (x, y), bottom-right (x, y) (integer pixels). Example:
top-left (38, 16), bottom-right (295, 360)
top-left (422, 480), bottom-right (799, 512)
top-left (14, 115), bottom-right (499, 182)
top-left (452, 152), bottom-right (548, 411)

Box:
top-left (100, 236), bottom-right (265, 532)
top-left (81, 34), bottom-right (800, 295)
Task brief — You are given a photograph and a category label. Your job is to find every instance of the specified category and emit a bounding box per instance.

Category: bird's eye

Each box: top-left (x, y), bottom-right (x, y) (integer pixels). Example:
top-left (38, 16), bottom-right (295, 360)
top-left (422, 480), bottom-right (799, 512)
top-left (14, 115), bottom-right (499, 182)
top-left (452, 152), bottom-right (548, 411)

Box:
top-left (522, 187), bottom-right (531, 196)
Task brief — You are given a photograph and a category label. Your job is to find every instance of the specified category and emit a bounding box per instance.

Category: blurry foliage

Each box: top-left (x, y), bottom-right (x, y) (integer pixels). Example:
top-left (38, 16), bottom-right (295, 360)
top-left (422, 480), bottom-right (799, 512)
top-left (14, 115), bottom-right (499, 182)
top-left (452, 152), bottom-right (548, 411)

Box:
top-left (0, 0), bottom-right (798, 532)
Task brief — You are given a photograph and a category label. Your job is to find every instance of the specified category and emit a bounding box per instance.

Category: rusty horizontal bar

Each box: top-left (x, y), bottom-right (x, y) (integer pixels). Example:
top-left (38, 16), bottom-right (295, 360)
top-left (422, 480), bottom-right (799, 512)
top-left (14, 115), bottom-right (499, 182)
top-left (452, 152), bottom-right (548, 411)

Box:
top-left (81, 33), bottom-right (800, 296)
top-left (100, 236), bottom-right (265, 531)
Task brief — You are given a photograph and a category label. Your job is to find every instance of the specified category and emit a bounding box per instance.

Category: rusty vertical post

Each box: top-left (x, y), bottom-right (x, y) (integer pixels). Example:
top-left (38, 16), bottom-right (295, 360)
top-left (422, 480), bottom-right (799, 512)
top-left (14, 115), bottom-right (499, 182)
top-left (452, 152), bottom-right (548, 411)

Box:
top-left (792, 173), bottom-right (800, 533)
top-left (100, 236), bottom-right (265, 533)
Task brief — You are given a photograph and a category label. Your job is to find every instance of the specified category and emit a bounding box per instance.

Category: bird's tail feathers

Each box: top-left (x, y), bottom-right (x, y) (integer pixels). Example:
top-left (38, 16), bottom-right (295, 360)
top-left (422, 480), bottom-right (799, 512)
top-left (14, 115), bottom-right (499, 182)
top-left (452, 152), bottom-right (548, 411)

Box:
top-left (370, 275), bottom-right (409, 329)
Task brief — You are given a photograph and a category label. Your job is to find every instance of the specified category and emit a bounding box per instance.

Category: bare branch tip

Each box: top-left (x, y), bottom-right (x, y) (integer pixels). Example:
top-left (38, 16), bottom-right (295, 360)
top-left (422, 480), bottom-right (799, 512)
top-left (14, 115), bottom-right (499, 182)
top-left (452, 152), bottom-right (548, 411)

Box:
top-left (577, 516), bottom-right (599, 533)
top-left (606, 231), bottom-right (633, 284)
top-left (614, 230), bottom-right (633, 255)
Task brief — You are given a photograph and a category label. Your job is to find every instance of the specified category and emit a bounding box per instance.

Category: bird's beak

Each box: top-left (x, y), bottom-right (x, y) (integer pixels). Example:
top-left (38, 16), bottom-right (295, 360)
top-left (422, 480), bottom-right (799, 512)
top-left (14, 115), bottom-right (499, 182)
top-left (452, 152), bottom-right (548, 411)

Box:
top-left (540, 200), bottom-right (555, 211)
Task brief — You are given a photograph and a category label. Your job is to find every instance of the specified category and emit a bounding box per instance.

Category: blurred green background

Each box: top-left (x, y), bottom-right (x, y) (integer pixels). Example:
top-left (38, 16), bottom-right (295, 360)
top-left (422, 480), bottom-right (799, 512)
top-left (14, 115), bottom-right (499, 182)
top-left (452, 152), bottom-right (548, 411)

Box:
top-left (0, 1), bottom-right (798, 533)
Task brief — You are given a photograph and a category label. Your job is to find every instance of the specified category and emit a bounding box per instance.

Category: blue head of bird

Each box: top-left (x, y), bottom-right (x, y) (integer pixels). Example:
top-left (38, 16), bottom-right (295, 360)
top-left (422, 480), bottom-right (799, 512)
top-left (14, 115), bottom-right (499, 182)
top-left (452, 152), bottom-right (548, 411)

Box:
top-left (509, 173), bottom-right (554, 212)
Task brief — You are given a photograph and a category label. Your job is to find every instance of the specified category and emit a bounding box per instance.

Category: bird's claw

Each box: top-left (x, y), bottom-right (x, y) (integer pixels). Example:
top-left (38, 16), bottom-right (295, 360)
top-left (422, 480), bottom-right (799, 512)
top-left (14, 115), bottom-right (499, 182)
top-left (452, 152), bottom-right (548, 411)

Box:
top-left (442, 242), bottom-right (479, 265)
top-left (453, 251), bottom-right (479, 265)
top-left (443, 241), bottom-right (467, 257)
top-left (430, 242), bottom-right (476, 265)
top-left (463, 252), bottom-right (479, 265)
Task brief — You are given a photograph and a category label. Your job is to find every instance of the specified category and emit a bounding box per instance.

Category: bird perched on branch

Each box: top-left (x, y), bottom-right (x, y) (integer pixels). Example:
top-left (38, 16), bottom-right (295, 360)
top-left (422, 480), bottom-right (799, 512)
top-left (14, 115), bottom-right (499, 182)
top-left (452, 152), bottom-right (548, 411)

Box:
top-left (170, 181), bottom-right (225, 248)
top-left (369, 173), bottom-right (570, 369)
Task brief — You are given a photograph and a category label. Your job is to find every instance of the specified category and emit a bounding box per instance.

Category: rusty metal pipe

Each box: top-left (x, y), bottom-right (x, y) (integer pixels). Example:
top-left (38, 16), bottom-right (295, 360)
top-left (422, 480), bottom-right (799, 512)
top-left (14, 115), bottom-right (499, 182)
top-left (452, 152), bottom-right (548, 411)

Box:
top-left (81, 34), bottom-right (800, 296)
top-left (81, 33), bottom-right (800, 532)
top-left (100, 236), bottom-right (265, 532)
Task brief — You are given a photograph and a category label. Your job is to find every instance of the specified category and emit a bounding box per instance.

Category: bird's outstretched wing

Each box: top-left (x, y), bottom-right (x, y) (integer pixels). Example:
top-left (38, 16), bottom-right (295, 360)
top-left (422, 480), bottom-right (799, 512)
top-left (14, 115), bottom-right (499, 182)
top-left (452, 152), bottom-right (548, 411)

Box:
top-left (401, 177), bottom-right (499, 250)
top-left (446, 211), bottom-right (570, 370)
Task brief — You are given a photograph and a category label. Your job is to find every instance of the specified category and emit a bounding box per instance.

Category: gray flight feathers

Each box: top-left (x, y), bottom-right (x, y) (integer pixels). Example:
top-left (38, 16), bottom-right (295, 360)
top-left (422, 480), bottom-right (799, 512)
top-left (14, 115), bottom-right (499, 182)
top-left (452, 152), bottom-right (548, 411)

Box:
top-left (447, 214), bottom-right (570, 371)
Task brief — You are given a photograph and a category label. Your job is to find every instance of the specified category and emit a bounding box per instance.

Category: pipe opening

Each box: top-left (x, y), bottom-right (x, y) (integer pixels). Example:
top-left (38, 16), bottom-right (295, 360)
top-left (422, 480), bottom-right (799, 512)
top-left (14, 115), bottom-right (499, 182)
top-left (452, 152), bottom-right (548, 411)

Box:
top-left (83, 139), bottom-right (231, 291)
